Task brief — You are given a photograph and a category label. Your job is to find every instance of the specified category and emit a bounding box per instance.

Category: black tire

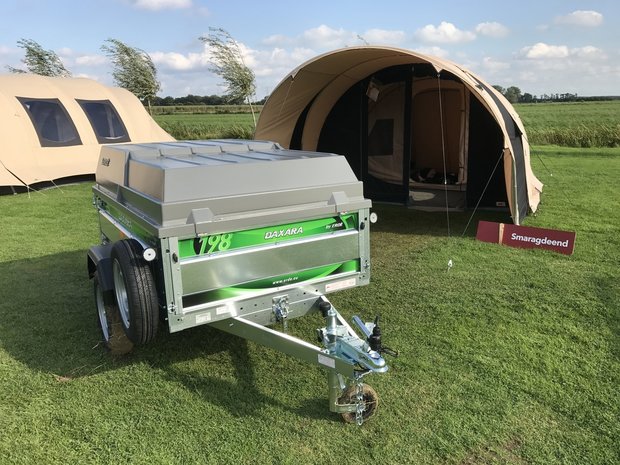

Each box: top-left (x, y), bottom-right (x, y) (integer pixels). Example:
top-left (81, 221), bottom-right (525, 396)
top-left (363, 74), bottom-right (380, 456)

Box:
top-left (94, 272), bottom-right (134, 355)
top-left (339, 383), bottom-right (379, 424)
top-left (111, 239), bottom-right (159, 345)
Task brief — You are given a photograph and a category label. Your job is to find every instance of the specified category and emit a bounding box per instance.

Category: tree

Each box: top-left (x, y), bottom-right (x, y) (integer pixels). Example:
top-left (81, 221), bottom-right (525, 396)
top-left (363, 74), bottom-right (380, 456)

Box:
top-left (521, 92), bottom-right (534, 103)
top-left (101, 38), bottom-right (160, 113)
top-left (504, 86), bottom-right (522, 104)
top-left (7, 38), bottom-right (71, 77)
top-left (199, 28), bottom-right (257, 126)
top-left (492, 85), bottom-right (506, 95)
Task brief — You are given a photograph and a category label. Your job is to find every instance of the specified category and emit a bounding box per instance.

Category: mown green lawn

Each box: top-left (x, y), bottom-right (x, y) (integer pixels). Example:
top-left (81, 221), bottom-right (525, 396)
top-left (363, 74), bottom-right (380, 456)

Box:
top-left (0, 145), bottom-right (618, 464)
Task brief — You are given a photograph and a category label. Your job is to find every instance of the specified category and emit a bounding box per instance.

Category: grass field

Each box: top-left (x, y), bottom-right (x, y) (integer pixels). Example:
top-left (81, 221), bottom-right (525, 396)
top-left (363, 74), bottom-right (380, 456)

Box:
top-left (154, 113), bottom-right (256, 140)
top-left (515, 101), bottom-right (620, 147)
top-left (151, 105), bottom-right (262, 115)
top-left (0, 143), bottom-right (618, 464)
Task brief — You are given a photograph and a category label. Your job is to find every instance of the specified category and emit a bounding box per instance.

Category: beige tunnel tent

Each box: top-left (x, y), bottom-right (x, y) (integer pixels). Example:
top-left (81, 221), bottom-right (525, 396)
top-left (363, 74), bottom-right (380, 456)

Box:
top-left (255, 46), bottom-right (543, 224)
top-left (0, 74), bottom-right (174, 191)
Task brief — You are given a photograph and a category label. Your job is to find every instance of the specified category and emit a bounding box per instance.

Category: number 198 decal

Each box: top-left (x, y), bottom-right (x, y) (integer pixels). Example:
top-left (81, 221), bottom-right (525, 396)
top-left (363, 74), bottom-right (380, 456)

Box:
top-left (193, 233), bottom-right (232, 255)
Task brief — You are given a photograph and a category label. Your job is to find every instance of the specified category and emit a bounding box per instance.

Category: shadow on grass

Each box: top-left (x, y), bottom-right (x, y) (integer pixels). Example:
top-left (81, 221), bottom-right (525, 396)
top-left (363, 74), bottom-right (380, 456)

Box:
top-left (158, 336), bottom-right (332, 421)
top-left (370, 203), bottom-right (511, 238)
top-left (0, 250), bottom-right (336, 422)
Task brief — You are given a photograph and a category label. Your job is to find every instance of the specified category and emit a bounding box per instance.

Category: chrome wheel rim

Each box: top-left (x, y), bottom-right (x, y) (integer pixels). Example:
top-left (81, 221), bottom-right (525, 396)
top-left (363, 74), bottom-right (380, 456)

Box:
top-left (113, 260), bottom-right (130, 329)
top-left (95, 280), bottom-right (110, 341)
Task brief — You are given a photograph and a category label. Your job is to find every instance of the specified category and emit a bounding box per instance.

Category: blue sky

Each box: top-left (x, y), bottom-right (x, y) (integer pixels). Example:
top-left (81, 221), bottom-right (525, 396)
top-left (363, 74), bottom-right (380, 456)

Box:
top-left (1, 0), bottom-right (618, 97)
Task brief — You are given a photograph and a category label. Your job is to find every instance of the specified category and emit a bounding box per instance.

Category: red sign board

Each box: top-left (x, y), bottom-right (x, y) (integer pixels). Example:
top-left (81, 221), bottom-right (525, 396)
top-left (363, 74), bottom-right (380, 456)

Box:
top-left (476, 221), bottom-right (576, 255)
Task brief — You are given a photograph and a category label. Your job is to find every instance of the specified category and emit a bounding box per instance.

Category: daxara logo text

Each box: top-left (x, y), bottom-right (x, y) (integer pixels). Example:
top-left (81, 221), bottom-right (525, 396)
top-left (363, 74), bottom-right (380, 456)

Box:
top-left (264, 227), bottom-right (304, 240)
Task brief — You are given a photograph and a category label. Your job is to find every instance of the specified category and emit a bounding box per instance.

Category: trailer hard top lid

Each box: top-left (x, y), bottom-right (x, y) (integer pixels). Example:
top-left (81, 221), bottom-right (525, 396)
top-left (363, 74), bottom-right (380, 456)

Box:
top-left (94, 140), bottom-right (370, 236)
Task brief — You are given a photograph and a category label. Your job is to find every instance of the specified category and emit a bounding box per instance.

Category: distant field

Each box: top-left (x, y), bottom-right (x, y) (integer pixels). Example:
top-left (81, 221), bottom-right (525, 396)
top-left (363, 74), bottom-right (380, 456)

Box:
top-left (153, 100), bottom-right (619, 148)
top-left (514, 101), bottom-right (620, 147)
top-left (154, 113), bottom-right (256, 125)
top-left (153, 113), bottom-right (257, 140)
top-left (151, 104), bottom-right (262, 115)
top-left (514, 101), bottom-right (619, 127)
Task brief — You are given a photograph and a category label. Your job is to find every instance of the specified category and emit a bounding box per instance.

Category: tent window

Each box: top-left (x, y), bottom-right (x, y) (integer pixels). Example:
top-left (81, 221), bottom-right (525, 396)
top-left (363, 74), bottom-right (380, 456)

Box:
top-left (77, 100), bottom-right (130, 143)
top-left (17, 97), bottom-right (82, 147)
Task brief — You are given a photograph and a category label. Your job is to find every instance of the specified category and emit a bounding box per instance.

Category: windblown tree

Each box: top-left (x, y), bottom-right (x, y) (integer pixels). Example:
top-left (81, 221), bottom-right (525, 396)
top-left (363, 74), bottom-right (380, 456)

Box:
top-left (101, 38), bottom-right (160, 113)
top-left (199, 28), bottom-right (257, 126)
top-left (7, 38), bottom-right (71, 77)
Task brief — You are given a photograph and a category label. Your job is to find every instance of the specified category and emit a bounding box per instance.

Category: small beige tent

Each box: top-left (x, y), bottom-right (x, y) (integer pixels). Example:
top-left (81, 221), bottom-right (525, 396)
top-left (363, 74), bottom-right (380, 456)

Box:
top-left (255, 46), bottom-right (543, 224)
top-left (0, 74), bottom-right (174, 190)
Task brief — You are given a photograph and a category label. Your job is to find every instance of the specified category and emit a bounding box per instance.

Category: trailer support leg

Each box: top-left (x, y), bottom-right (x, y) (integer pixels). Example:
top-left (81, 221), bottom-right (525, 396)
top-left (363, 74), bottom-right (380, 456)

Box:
top-left (209, 298), bottom-right (388, 424)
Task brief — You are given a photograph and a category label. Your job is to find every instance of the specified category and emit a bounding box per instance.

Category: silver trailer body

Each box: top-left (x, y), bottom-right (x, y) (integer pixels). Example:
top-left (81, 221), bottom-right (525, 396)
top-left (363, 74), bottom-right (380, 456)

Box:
top-left (88, 140), bottom-right (392, 424)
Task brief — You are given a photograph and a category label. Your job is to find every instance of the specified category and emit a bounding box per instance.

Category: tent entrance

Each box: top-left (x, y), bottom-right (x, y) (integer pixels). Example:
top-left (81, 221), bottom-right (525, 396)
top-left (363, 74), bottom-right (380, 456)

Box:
top-left (315, 66), bottom-right (507, 211)
top-left (408, 79), bottom-right (468, 211)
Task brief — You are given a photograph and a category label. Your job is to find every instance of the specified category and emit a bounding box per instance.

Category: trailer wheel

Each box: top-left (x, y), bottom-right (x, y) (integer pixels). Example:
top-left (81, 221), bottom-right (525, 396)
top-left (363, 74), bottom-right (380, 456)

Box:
top-left (111, 239), bottom-right (159, 345)
top-left (94, 272), bottom-right (134, 355)
top-left (339, 384), bottom-right (379, 424)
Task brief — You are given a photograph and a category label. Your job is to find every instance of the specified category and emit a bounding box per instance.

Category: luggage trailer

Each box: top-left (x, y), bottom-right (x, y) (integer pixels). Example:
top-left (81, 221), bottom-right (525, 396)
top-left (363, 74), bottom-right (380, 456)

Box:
top-left (87, 140), bottom-right (395, 425)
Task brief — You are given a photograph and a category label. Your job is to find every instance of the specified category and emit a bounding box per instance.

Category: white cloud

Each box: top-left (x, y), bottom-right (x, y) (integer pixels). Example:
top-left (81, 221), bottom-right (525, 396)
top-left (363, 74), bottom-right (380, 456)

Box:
top-left (475, 22), bottom-right (509, 38)
top-left (509, 42), bottom-right (616, 96)
top-left (151, 40), bottom-right (264, 75)
top-left (520, 43), bottom-right (569, 59)
top-left (154, 47), bottom-right (296, 97)
top-left (252, 48), bottom-right (319, 95)
top-left (264, 25), bottom-right (405, 50)
top-left (555, 10), bottom-right (603, 27)
top-left (570, 46), bottom-right (607, 60)
top-left (150, 50), bottom-right (210, 71)
top-left (130, 0), bottom-right (192, 11)
top-left (0, 45), bottom-right (12, 55)
top-left (519, 42), bottom-right (606, 61)
top-left (151, 37), bottom-right (321, 97)
top-left (415, 22), bottom-right (476, 44)
top-left (301, 25), bottom-right (356, 49)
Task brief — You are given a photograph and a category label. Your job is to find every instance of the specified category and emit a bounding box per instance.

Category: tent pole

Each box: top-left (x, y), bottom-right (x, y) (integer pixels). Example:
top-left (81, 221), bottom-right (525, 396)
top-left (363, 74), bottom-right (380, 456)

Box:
top-left (436, 73), bottom-right (451, 237)
top-left (402, 69), bottom-right (413, 204)
top-left (360, 81), bottom-right (368, 184)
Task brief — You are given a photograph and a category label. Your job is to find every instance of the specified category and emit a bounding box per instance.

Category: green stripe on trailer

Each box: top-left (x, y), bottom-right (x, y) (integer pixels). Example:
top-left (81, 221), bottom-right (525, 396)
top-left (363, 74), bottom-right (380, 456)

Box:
top-left (178, 213), bottom-right (358, 259)
top-left (99, 200), bottom-right (156, 245)
top-left (182, 260), bottom-right (359, 307)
